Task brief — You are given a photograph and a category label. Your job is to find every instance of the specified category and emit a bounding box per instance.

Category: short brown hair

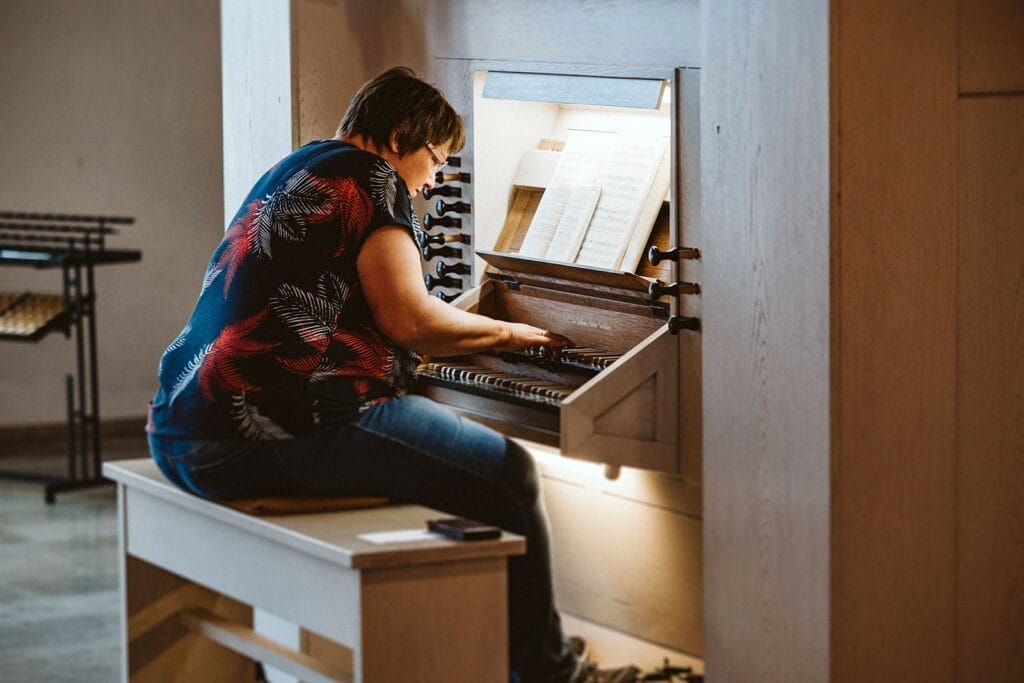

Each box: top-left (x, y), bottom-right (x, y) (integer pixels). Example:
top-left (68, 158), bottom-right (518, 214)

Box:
top-left (337, 67), bottom-right (465, 157)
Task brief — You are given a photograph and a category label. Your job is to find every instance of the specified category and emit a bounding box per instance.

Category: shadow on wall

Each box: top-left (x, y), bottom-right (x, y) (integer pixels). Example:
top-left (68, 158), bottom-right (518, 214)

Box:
top-left (296, 0), bottom-right (433, 144)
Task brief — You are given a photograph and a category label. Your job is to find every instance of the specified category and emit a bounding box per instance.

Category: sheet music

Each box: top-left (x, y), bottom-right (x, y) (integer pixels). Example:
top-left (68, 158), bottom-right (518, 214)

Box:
top-left (519, 130), bottom-right (612, 259)
top-left (544, 185), bottom-right (601, 262)
top-left (518, 184), bottom-right (570, 257)
top-left (574, 134), bottom-right (668, 269)
top-left (518, 129), bottom-right (669, 270)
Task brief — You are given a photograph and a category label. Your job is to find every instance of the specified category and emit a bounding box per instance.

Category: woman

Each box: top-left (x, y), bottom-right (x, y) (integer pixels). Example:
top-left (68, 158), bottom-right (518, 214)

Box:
top-left (147, 67), bottom-right (591, 683)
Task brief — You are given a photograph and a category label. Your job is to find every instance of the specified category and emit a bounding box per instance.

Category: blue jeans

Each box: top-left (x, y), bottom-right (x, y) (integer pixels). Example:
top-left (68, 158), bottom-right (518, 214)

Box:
top-left (148, 394), bottom-right (578, 683)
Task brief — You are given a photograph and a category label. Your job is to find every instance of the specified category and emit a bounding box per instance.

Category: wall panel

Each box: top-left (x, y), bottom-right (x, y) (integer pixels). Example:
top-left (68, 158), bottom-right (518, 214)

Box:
top-left (832, 1), bottom-right (959, 680)
top-left (427, 0), bottom-right (699, 68)
top-left (0, 0), bottom-right (223, 426)
top-left (955, 94), bottom-right (1024, 681)
top-left (425, 1), bottom-right (704, 659)
top-left (958, 0), bottom-right (1024, 94)
top-left (700, 2), bottom-right (830, 681)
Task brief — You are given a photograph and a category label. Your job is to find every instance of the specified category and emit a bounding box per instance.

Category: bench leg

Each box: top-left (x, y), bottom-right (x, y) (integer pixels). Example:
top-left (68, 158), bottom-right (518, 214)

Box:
top-left (122, 555), bottom-right (255, 682)
top-left (357, 557), bottom-right (509, 683)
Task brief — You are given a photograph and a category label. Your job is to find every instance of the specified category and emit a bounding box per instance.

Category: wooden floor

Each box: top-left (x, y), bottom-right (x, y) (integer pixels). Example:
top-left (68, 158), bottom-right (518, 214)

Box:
top-left (0, 433), bottom-right (143, 682)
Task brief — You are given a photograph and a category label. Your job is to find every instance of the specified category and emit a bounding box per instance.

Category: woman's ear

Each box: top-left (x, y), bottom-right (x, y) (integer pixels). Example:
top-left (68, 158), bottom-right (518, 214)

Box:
top-left (388, 130), bottom-right (401, 155)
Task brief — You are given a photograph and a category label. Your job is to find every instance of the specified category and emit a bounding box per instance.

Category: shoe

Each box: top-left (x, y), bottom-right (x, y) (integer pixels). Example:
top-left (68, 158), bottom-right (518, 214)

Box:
top-left (568, 636), bottom-right (594, 683)
top-left (582, 664), bottom-right (642, 683)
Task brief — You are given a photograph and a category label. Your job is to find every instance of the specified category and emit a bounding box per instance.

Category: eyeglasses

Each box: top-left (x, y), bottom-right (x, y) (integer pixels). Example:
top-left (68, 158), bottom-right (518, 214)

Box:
top-left (425, 143), bottom-right (448, 172)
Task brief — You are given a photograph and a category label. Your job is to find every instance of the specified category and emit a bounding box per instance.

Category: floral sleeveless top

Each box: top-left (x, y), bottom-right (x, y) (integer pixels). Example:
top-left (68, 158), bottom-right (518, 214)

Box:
top-left (149, 140), bottom-right (421, 440)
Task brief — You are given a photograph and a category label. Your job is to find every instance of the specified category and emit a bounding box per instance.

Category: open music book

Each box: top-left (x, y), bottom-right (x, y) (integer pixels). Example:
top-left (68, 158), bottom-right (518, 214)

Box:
top-left (518, 129), bottom-right (670, 271)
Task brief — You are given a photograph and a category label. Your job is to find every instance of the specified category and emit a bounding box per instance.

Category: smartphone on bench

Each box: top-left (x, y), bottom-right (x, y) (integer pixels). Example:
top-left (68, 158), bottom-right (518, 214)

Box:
top-left (427, 517), bottom-right (501, 541)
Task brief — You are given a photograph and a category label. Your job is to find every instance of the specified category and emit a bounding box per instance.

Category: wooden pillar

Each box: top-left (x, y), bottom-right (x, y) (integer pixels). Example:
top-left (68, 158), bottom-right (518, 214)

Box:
top-left (703, 0), bottom-right (1022, 680)
top-left (831, 2), bottom-right (959, 680)
top-left (220, 0), bottom-right (293, 227)
top-left (701, 2), bottom-right (831, 681)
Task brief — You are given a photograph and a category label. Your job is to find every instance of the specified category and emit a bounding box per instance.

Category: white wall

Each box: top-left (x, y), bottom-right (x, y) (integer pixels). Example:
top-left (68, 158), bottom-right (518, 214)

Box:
top-left (0, 0), bottom-right (224, 427)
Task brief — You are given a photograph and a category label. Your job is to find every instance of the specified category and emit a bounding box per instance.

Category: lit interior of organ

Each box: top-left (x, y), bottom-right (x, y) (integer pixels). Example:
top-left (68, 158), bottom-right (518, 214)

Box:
top-left (413, 67), bottom-right (698, 477)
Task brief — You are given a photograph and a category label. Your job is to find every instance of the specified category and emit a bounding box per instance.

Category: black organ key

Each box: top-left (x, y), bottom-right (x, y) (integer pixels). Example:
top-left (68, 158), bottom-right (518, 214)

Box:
top-left (419, 362), bottom-right (573, 406)
top-left (435, 291), bottom-right (458, 303)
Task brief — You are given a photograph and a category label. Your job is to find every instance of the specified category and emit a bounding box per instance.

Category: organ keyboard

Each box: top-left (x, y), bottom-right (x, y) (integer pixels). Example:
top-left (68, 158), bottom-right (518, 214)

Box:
top-left (415, 246), bottom-right (681, 472)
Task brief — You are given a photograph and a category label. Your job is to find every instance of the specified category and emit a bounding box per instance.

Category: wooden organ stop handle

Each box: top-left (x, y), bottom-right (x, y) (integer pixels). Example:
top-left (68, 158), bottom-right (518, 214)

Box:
top-left (417, 232), bottom-right (469, 248)
top-left (668, 316), bottom-right (701, 333)
top-left (425, 273), bottom-right (462, 290)
top-left (435, 170), bottom-right (471, 184)
top-left (423, 185), bottom-right (462, 199)
top-left (435, 199), bottom-right (472, 216)
top-left (647, 244), bottom-right (700, 264)
top-left (649, 280), bottom-right (701, 299)
top-left (423, 214), bottom-right (462, 230)
top-left (422, 244), bottom-right (463, 260)
top-left (436, 261), bottom-right (471, 278)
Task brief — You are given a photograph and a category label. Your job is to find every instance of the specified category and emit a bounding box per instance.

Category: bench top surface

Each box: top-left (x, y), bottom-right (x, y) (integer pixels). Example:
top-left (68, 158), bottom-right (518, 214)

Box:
top-left (104, 458), bottom-right (525, 570)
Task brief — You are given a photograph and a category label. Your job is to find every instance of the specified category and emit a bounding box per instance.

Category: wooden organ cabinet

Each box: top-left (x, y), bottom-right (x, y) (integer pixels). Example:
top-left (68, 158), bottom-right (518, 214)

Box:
top-left (417, 64), bottom-right (701, 479)
top-left (416, 62), bottom-right (705, 660)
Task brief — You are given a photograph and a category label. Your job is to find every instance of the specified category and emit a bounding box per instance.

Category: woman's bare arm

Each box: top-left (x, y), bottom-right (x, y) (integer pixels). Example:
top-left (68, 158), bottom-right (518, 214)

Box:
top-left (357, 226), bottom-right (569, 356)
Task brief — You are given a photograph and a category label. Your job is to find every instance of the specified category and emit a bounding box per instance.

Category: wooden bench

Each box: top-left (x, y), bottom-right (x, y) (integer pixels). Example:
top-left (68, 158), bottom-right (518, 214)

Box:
top-left (103, 458), bottom-right (526, 683)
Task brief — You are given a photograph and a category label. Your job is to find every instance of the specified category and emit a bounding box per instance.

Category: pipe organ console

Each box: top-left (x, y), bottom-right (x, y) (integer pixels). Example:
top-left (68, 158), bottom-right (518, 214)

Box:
top-left (415, 66), bottom-right (702, 478)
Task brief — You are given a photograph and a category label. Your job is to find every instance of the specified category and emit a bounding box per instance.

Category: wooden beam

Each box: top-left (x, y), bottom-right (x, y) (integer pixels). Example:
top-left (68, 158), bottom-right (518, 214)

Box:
top-left (180, 609), bottom-right (352, 683)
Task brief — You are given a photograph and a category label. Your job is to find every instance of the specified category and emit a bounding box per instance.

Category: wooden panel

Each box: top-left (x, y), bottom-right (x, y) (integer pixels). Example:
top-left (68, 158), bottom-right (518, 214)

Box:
top-left (544, 475), bottom-right (703, 655)
top-left (124, 556), bottom-right (255, 682)
top-left (562, 326), bottom-right (679, 472)
top-left (956, 95), bottom-right (1024, 681)
top-left (488, 286), bottom-right (662, 353)
top-left (700, 2), bottom-right (831, 681)
top-left (179, 609), bottom-right (350, 683)
top-left (359, 559), bottom-right (509, 682)
top-left (675, 67), bottom-right (703, 485)
top-left (493, 187), bottom-right (542, 253)
top-left (292, 0), bottom-right (435, 145)
top-left (221, 0), bottom-right (293, 226)
top-left (958, 0), bottom-right (1024, 94)
top-left (292, 0), bottom-right (348, 145)
top-left (483, 71), bottom-right (666, 108)
top-left (427, 0), bottom-right (699, 68)
top-left (833, 2), bottom-right (959, 681)
top-left (125, 485), bottom-right (363, 648)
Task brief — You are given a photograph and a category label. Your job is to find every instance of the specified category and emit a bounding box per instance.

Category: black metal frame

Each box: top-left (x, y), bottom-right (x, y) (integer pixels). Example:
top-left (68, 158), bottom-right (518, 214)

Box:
top-left (0, 212), bottom-right (140, 502)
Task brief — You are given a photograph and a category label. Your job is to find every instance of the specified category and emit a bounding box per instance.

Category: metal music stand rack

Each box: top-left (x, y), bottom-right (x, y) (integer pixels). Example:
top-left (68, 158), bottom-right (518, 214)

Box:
top-left (0, 211), bottom-right (141, 502)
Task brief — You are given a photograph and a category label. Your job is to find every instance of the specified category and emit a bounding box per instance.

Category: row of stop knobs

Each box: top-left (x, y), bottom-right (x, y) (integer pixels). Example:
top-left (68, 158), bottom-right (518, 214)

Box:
top-left (421, 164), bottom-right (471, 302)
top-left (647, 245), bottom-right (701, 333)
